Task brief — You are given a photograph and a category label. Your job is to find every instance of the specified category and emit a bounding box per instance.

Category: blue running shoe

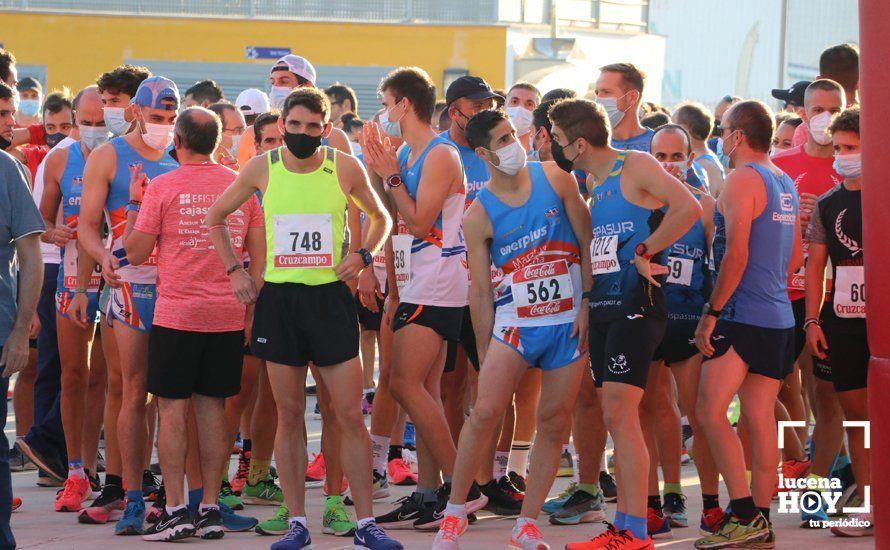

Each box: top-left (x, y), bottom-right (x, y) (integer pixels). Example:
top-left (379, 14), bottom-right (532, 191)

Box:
top-left (271, 520), bottom-right (312, 550)
top-left (219, 502), bottom-right (258, 532)
top-left (115, 499), bottom-right (146, 535)
top-left (543, 481), bottom-right (578, 514)
top-left (354, 521), bottom-right (403, 550)
top-left (403, 422), bottom-right (416, 449)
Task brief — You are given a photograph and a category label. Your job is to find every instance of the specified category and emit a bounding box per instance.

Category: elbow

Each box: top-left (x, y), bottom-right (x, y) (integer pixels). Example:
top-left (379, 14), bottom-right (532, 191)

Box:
top-left (683, 199), bottom-right (703, 226)
top-left (124, 246), bottom-right (147, 266)
top-left (409, 224), bottom-right (428, 240)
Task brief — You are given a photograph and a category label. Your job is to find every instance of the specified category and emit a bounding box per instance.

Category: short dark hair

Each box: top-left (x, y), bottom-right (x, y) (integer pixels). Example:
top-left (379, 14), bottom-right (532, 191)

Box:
top-left (325, 83), bottom-right (358, 113)
top-left (253, 112), bottom-right (280, 143)
top-left (0, 81), bottom-right (14, 102)
top-left (829, 106), bottom-right (859, 136)
top-left (0, 49), bottom-right (15, 84)
top-left (548, 98), bottom-right (610, 148)
top-left (723, 99), bottom-right (774, 153)
top-left (541, 88), bottom-right (577, 103)
top-left (673, 102), bottom-right (714, 141)
top-left (465, 109), bottom-right (509, 150)
top-left (651, 123), bottom-right (692, 156)
top-left (97, 65), bottom-right (151, 98)
top-left (379, 67), bottom-right (436, 124)
top-left (42, 90), bottom-right (73, 120)
top-left (819, 43), bottom-right (859, 95)
top-left (508, 81), bottom-right (541, 100)
top-left (805, 78), bottom-right (844, 103)
top-left (780, 115), bottom-right (804, 129)
top-left (641, 112), bottom-right (670, 129)
top-left (175, 106), bottom-right (221, 155)
top-left (599, 63), bottom-right (645, 93)
top-left (185, 80), bottom-right (224, 104)
top-left (282, 87), bottom-right (331, 123)
top-left (533, 99), bottom-right (558, 132)
top-left (341, 113), bottom-right (364, 134)
top-left (207, 102), bottom-right (239, 122)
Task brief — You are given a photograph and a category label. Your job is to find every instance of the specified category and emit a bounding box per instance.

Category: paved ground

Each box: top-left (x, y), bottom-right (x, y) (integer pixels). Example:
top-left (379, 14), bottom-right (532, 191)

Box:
top-left (6, 393), bottom-right (875, 549)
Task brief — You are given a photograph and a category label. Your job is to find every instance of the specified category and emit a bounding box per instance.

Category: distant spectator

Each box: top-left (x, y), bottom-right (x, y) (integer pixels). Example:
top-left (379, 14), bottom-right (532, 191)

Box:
top-left (542, 88), bottom-right (577, 103)
top-left (183, 80), bottom-right (224, 108)
top-left (642, 112), bottom-right (670, 129)
top-left (0, 48), bottom-right (16, 86)
top-left (15, 77), bottom-right (42, 126)
top-left (325, 83), bottom-right (358, 126)
top-left (819, 43), bottom-right (859, 105)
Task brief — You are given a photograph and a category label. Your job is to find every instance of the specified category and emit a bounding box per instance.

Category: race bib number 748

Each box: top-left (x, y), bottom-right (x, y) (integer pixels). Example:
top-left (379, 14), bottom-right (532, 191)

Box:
top-left (273, 214), bottom-right (333, 268)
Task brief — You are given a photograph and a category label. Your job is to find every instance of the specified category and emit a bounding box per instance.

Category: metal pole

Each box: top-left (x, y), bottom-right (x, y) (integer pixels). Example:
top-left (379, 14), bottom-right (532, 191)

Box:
top-left (777, 0), bottom-right (789, 89)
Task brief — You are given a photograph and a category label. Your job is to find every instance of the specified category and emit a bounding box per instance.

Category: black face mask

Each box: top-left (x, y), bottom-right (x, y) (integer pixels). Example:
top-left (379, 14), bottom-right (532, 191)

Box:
top-left (283, 131), bottom-right (322, 159)
top-left (45, 132), bottom-right (66, 149)
top-left (0, 134), bottom-right (11, 151)
top-left (551, 139), bottom-right (576, 173)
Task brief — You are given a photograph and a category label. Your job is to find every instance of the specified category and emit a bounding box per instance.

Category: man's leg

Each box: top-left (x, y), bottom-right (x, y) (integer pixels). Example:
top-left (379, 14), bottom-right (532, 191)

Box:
top-left (313, 370), bottom-right (344, 496)
top-left (779, 365), bottom-right (808, 456)
top-left (265, 362), bottom-right (309, 517)
top-left (639, 361), bottom-right (663, 511)
top-left (114, 325), bottom-right (150, 498)
top-left (57, 314), bottom-right (93, 478)
top-left (12, 350), bottom-right (36, 436)
top-left (572, 372), bottom-right (607, 488)
top-left (511, 369), bottom-right (542, 478)
top-left (157, 397), bottom-right (190, 506)
top-left (836, 389), bottom-right (870, 501)
top-left (370, 317), bottom-right (399, 478)
top-left (360, 328), bottom-right (377, 390)
top-left (671, 355), bottom-right (720, 501)
top-left (83, 332), bottom-right (107, 475)
top-left (193, 394), bottom-right (229, 506)
top-left (810, 377), bottom-right (845, 478)
top-left (248, 362), bottom-right (277, 485)
top-left (0, 374), bottom-right (16, 549)
top-left (737, 374), bottom-right (782, 509)
top-left (101, 322), bottom-right (123, 480)
top-left (441, 344), bottom-right (468, 445)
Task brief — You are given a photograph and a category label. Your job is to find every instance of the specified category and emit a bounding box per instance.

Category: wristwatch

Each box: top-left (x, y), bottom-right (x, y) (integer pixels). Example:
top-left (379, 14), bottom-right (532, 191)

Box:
top-left (386, 173), bottom-right (403, 190)
top-left (703, 302), bottom-right (722, 318)
top-left (356, 248), bottom-right (373, 267)
top-left (634, 242), bottom-right (653, 260)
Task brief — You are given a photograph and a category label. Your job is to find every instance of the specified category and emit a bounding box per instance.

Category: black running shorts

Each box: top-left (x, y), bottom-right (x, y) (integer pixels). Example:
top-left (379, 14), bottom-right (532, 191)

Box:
top-left (589, 313), bottom-right (666, 389)
top-left (251, 281), bottom-right (360, 368)
top-left (356, 291), bottom-right (385, 332)
top-left (824, 330), bottom-right (869, 392)
top-left (148, 325), bottom-right (244, 399)
top-left (654, 320), bottom-right (699, 366)
top-left (444, 306), bottom-right (479, 373)
top-left (792, 298), bottom-right (807, 360)
top-left (707, 320), bottom-right (795, 380)
top-left (392, 302), bottom-right (463, 343)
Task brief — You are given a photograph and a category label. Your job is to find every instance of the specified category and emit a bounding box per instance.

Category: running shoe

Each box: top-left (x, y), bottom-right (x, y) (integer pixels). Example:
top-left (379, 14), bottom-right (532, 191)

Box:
top-left (271, 520), bottom-right (312, 550)
top-left (663, 492), bottom-right (688, 528)
top-left (599, 471), bottom-right (618, 503)
top-left (500, 475), bottom-right (525, 500)
top-left (142, 469), bottom-right (162, 501)
top-left (313, 401), bottom-right (322, 419)
top-left (403, 421), bottom-right (416, 449)
top-left (195, 506), bottom-right (225, 539)
top-left (831, 512), bottom-right (874, 537)
top-left (219, 502), bottom-right (258, 532)
top-left (746, 527), bottom-right (776, 549)
top-left (543, 481), bottom-right (578, 513)
top-left (78, 483), bottom-right (126, 524)
top-left (576, 528), bottom-right (653, 549)
top-left (480, 478), bottom-right (522, 516)
top-left (9, 442), bottom-right (37, 472)
top-left (218, 478), bottom-right (243, 510)
top-left (325, 475), bottom-right (349, 498)
top-left (564, 521), bottom-right (622, 549)
top-left (557, 449), bottom-right (575, 477)
top-left (115, 499), bottom-right (146, 535)
top-left (433, 514), bottom-right (468, 549)
top-left (306, 452), bottom-right (326, 488)
top-left (362, 394), bottom-right (374, 415)
top-left (86, 470), bottom-right (101, 498)
top-left (16, 438), bottom-right (66, 481)
top-left (681, 447), bottom-right (692, 464)
top-left (699, 507), bottom-right (725, 535)
top-left (242, 474), bottom-right (284, 505)
top-left (55, 476), bottom-right (91, 512)
top-left (354, 521), bottom-right (403, 549)
top-left (142, 506), bottom-right (195, 542)
top-left (374, 469), bottom-right (391, 499)
top-left (388, 457), bottom-right (418, 486)
top-left (149, 462), bottom-right (162, 475)
top-left (508, 470), bottom-right (527, 493)
top-left (96, 450), bottom-right (106, 473)
top-left (376, 493), bottom-right (427, 529)
top-left (694, 512), bottom-right (770, 549)
top-left (647, 506), bottom-right (672, 539)
top-left (773, 458), bottom-right (810, 498)
top-left (232, 433), bottom-right (242, 455)
top-left (402, 447), bottom-right (418, 474)
top-left (833, 482), bottom-right (859, 517)
top-left (36, 473), bottom-right (63, 488)
top-left (549, 489), bottom-right (605, 525)
top-left (414, 483), bottom-right (488, 531)
top-left (231, 449), bottom-right (250, 494)
top-left (509, 520), bottom-right (549, 549)
top-left (256, 503), bottom-right (289, 536)
top-left (323, 495), bottom-right (356, 536)
top-left (12, 497), bottom-right (21, 511)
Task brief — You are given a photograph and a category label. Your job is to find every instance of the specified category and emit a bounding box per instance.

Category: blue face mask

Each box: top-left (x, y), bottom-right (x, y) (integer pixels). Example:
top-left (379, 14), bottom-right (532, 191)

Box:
top-left (379, 101), bottom-right (405, 138)
top-left (103, 107), bottom-right (131, 136)
top-left (19, 99), bottom-right (40, 118)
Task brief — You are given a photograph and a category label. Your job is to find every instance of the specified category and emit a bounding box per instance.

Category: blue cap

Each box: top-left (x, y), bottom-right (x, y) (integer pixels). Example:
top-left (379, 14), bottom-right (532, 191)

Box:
top-left (133, 76), bottom-right (180, 110)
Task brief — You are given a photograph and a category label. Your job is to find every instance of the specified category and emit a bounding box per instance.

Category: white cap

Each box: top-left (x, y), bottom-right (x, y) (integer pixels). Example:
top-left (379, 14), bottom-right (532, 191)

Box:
top-left (236, 88), bottom-right (271, 116)
top-left (272, 54), bottom-right (316, 85)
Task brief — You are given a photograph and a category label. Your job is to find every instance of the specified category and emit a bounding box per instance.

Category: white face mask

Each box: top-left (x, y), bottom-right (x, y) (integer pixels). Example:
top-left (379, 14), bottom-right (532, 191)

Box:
top-left (230, 133), bottom-right (242, 157)
top-left (379, 103), bottom-right (404, 138)
top-left (596, 93), bottom-right (630, 128)
top-left (833, 153), bottom-right (861, 179)
top-left (269, 86), bottom-right (292, 111)
top-left (808, 111), bottom-right (834, 146)
top-left (665, 160), bottom-right (689, 177)
top-left (505, 105), bottom-right (534, 136)
top-left (79, 125), bottom-right (111, 151)
top-left (489, 140), bottom-right (528, 176)
top-left (142, 122), bottom-right (175, 150)
top-left (103, 107), bottom-right (131, 136)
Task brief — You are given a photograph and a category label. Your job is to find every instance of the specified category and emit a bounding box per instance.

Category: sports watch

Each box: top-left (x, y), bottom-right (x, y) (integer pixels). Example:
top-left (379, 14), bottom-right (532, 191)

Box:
top-left (634, 242), bottom-right (653, 260)
top-left (703, 302), bottom-right (722, 318)
top-left (386, 173), bottom-right (403, 190)
top-left (356, 248), bottom-right (373, 267)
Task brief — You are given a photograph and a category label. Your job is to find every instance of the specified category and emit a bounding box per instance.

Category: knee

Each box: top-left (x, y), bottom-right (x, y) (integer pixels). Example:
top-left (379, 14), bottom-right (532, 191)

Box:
top-left (389, 376), bottom-right (410, 403)
top-left (275, 401), bottom-right (305, 430)
top-left (537, 409), bottom-right (572, 441)
top-left (469, 404), bottom-right (503, 430)
top-left (61, 364), bottom-right (89, 389)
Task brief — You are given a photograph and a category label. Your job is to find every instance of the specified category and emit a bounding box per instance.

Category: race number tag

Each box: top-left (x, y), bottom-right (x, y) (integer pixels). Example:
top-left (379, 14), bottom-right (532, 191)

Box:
top-left (510, 260), bottom-right (575, 319)
top-left (272, 214), bottom-right (333, 268)
top-left (63, 240), bottom-right (101, 291)
top-left (590, 235), bottom-right (620, 275)
top-left (666, 257), bottom-right (693, 286)
top-left (834, 266), bottom-right (865, 318)
top-left (391, 234), bottom-right (412, 289)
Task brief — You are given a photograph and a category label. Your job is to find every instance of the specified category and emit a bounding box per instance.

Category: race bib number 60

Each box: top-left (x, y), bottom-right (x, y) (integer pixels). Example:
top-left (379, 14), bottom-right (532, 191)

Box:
top-left (834, 265), bottom-right (865, 318)
top-left (510, 260), bottom-right (575, 318)
top-left (273, 214), bottom-right (333, 268)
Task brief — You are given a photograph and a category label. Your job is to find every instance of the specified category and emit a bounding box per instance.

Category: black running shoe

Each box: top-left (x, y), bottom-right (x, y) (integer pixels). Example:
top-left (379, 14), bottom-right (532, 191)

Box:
top-left (196, 506), bottom-right (225, 539)
top-left (142, 470), bottom-right (162, 501)
top-left (86, 469), bottom-right (101, 496)
top-left (507, 470), bottom-right (527, 493)
top-left (141, 507), bottom-right (196, 541)
top-left (9, 442), bottom-right (37, 472)
top-left (375, 493), bottom-right (427, 529)
top-left (16, 439), bottom-right (66, 481)
top-left (599, 470), bottom-right (618, 503)
top-left (414, 482), bottom-right (488, 530)
top-left (146, 485), bottom-right (166, 525)
top-left (481, 478), bottom-right (522, 516)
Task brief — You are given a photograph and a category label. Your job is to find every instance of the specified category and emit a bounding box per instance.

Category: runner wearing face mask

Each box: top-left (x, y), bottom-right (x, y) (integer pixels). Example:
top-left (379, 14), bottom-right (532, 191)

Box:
top-left (97, 65), bottom-right (152, 138)
top-left (504, 82), bottom-right (540, 153)
top-left (77, 76), bottom-right (180, 536)
top-left (208, 102), bottom-right (246, 164)
top-left (594, 64), bottom-right (653, 152)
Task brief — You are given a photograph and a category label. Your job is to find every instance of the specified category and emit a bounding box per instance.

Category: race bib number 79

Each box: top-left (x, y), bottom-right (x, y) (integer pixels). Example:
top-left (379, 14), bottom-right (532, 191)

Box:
top-left (273, 214), bottom-right (333, 268)
top-left (510, 260), bottom-right (574, 318)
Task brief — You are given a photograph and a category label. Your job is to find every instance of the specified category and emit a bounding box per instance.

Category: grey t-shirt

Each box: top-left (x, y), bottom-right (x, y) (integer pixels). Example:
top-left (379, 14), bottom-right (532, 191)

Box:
top-left (1, 150), bottom-right (45, 347)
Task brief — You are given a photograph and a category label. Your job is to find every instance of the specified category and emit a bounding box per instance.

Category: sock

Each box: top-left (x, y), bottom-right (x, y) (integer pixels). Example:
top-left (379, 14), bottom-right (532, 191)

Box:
top-left (702, 493), bottom-right (720, 510)
top-left (166, 504), bottom-right (187, 515)
top-left (445, 502), bottom-right (466, 518)
top-left (613, 510), bottom-right (627, 529)
top-left (357, 517), bottom-right (375, 530)
top-left (417, 487), bottom-right (438, 505)
top-left (289, 516), bottom-right (307, 528)
top-left (68, 458), bottom-right (86, 479)
top-left (371, 434), bottom-right (390, 476)
top-left (443, 474), bottom-right (452, 484)
top-left (647, 495), bottom-right (662, 510)
top-left (387, 444), bottom-right (404, 463)
top-left (758, 507), bottom-right (770, 522)
top-left (508, 441), bottom-right (531, 475)
top-left (681, 415), bottom-right (689, 426)
top-left (105, 474), bottom-right (123, 488)
top-left (493, 451), bottom-right (509, 480)
top-left (600, 454), bottom-right (608, 473)
top-left (625, 514), bottom-right (647, 541)
top-left (126, 490), bottom-right (144, 505)
top-left (242, 439), bottom-right (252, 454)
top-left (729, 496), bottom-right (756, 521)
top-left (188, 488), bottom-right (204, 509)
top-left (578, 483), bottom-right (600, 497)
top-left (248, 459), bottom-right (271, 485)
top-left (664, 482), bottom-right (683, 496)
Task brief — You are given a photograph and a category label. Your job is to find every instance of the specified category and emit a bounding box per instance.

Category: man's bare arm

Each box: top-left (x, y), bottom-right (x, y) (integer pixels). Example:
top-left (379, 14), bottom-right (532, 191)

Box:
top-left (464, 203), bottom-right (495, 364)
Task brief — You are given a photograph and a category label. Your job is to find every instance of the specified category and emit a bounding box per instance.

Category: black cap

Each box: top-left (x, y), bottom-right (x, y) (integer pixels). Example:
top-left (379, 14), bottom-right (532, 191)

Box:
top-left (771, 80), bottom-right (811, 107)
top-left (16, 77), bottom-right (42, 94)
top-left (445, 76), bottom-right (502, 107)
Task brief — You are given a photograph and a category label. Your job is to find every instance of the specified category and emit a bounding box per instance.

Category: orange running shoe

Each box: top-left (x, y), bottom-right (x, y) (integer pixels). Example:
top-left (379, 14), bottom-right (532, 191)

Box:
top-left (231, 450), bottom-right (251, 495)
top-left (387, 457), bottom-right (418, 486)
top-left (508, 520), bottom-right (549, 549)
top-left (774, 458), bottom-right (811, 497)
top-left (565, 522), bottom-right (622, 549)
top-left (699, 506), bottom-right (726, 535)
top-left (55, 476), bottom-right (91, 512)
top-left (432, 514), bottom-right (468, 549)
top-left (12, 497), bottom-right (22, 511)
top-left (306, 452), bottom-right (326, 483)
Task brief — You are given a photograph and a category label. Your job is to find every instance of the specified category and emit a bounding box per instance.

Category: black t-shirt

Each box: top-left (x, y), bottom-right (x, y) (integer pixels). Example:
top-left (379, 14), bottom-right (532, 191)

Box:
top-left (806, 183), bottom-right (865, 333)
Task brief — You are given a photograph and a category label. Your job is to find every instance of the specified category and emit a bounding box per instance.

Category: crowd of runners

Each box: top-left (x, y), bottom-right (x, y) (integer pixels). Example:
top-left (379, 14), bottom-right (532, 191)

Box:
top-left (0, 39), bottom-right (872, 550)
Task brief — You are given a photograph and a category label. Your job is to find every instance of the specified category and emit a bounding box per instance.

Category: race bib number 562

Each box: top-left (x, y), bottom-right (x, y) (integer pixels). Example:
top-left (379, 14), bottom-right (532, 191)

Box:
top-left (510, 260), bottom-right (574, 318)
top-left (273, 214), bottom-right (333, 268)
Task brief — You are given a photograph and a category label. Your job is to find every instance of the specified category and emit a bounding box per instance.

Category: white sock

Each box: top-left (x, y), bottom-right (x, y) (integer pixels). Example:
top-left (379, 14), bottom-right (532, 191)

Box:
top-left (508, 441), bottom-right (531, 475)
top-left (166, 504), bottom-right (187, 515)
top-left (493, 451), bottom-right (509, 480)
top-left (357, 517), bottom-right (375, 530)
top-left (681, 415), bottom-right (690, 427)
top-left (289, 516), bottom-right (308, 528)
top-left (370, 433), bottom-right (390, 476)
top-left (445, 502), bottom-right (466, 518)
top-left (199, 503), bottom-right (219, 513)
top-left (600, 453), bottom-right (607, 473)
